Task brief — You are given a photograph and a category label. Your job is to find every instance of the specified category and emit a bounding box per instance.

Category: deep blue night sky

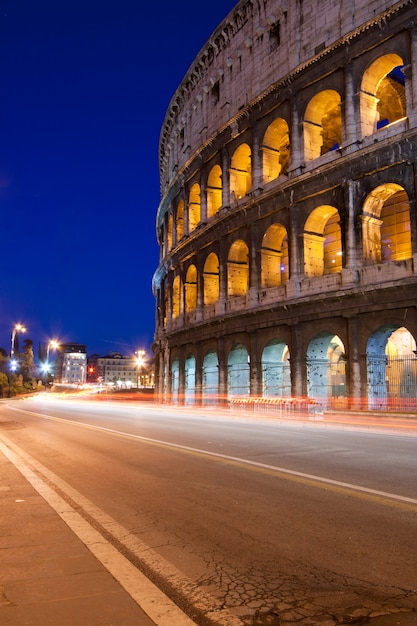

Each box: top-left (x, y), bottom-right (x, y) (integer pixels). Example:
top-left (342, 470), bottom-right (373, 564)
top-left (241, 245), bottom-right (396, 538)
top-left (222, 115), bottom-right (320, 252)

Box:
top-left (0, 0), bottom-right (236, 358)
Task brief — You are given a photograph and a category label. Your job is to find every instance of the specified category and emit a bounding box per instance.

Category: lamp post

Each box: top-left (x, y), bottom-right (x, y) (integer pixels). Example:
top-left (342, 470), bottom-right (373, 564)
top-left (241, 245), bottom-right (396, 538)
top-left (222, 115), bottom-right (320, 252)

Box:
top-left (41, 340), bottom-right (59, 380)
top-left (135, 349), bottom-right (146, 388)
top-left (10, 323), bottom-right (27, 359)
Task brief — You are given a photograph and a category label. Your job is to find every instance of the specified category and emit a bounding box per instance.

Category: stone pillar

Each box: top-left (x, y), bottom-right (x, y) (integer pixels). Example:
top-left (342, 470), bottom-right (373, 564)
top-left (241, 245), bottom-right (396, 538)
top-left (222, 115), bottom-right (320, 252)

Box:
top-left (291, 323), bottom-right (304, 397)
top-left (347, 315), bottom-right (362, 409)
top-left (218, 240), bottom-right (227, 315)
top-left (217, 337), bottom-right (227, 405)
top-left (200, 178), bottom-right (208, 224)
top-left (359, 91), bottom-right (379, 138)
top-left (248, 226), bottom-right (259, 305)
top-left (221, 149), bottom-right (231, 208)
top-left (288, 98), bottom-right (303, 173)
top-left (342, 178), bottom-right (360, 285)
top-left (286, 204), bottom-right (302, 298)
top-left (343, 63), bottom-right (357, 151)
top-left (195, 343), bottom-right (203, 406)
top-left (250, 332), bottom-right (261, 396)
top-left (251, 129), bottom-right (263, 191)
top-left (405, 27), bottom-right (417, 127)
top-left (196, 262), bottom-right (204, 322)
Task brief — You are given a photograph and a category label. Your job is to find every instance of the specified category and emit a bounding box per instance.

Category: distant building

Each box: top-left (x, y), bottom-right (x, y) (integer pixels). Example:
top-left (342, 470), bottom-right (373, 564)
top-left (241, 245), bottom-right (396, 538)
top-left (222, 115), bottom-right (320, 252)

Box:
top-left (55, 343), bottom-right (87, 385)
top-left (96, 352), bottom-right (138, 387)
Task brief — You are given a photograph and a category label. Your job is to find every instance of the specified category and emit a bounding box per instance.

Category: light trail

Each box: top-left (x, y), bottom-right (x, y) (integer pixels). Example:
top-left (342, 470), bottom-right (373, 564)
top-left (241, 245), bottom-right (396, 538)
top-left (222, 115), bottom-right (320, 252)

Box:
top-left (9, 403), bottom-right (417, 511)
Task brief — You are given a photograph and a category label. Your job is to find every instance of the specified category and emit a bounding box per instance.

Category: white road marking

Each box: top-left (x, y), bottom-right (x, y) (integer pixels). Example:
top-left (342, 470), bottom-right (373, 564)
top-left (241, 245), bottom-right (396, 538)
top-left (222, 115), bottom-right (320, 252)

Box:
top-left (9, 403), bottom-right (417, 507)
top-left (0, 432), bottom-right (242, 626)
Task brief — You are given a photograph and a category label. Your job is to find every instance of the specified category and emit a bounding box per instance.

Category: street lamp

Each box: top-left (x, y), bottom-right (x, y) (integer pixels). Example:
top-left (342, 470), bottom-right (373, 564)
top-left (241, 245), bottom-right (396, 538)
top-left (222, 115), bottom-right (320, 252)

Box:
top-left (46, 339), bottom-right (59, 362)
top-left (10, 323), bottom-right (27, 358)
top-left (135, 349), bottom-right (146, 388)
top-left (42, 340), bottom-right (59, 377)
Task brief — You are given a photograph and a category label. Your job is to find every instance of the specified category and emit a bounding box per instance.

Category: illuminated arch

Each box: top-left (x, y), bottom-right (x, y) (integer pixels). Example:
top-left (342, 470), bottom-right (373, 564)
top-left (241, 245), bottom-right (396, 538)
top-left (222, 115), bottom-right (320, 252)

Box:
top-left (262, 118), bottom-right (290, 182)
top-left (167, 214), bottom-right (173, 251)
top-left (185, 265), bottom-right (197, 313)
top-left (202, 349), bottom-right (219, 404)
top-left (261, 224), bottom-right (289, 288)
top-left (306, 332), bottom-right (346, 408)
top-left (362, 184), bottom-right (411, 264)
top-left (360, 55), bottom-right (405, 137)
top-left (304, 206), bottom-right (342, 276)
top-left (203, 253), bottom-right (220, 305)
top-left (172, 275), bottom-right (182, 319)
top-left (176, 199), bottom-right (185, 241)
top-left (367, 325), bottom-right (417, 409)
top-left (185, 353), bottom-right (196, 405)
top-left (304, 90), bottom-right (342, 160)
top-left (230, 143), bottom-right (252, 200)
top-left (188, 183), bottom-right (201, 232)
top-left (228, 344), bottom-right (250, 397)
top-left (227, 240), bottom-right (249, 296)
top-left (207, 165), bottom-right (222, 218)
top-left (261, 339), bottom-right (291, 397)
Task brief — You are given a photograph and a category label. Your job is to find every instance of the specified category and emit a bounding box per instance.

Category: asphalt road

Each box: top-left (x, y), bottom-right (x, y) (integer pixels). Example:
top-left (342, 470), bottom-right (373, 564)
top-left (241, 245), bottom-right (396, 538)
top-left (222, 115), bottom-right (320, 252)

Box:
top-left (1, 396), bottom-right (416, 626)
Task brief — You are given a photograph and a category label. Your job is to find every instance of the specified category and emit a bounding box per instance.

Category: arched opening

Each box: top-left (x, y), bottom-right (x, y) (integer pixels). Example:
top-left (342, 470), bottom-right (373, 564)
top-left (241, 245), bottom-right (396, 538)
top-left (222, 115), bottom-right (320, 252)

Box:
top-left (202, 349), bottom-right (219, 405)
top-left (262, 118), bottom-right (290, 182)
top-left (171, 358), bottom-right (180, 404)
top-left (185, 353), bottom-right (196, 405)
top-left (304, 206), bottom-right (342, 276)
top-left (304, 90), bottom-right (342, 160)
top-left (261, 224), bottom-right (289, 288)
top-left (228, 240), bottom-right (249, 297)
top-left (189, 183), bottom-right (201, 232)
top-left (172, 275), bottom-right (181, 319)
top-left (228, 344), bottom-right (250, 397)
top-left (167, 214), bottom-right (173, 251)
top-left (230, 143), bottom-right (252, 200)
top-left (203, 253), bottom-right (220, 305)
top-left (176, 199), bottom-right (184, 241)
top-left (367, 326), bottom-right (417, 410)
top-left (261, 339), bottom-right (291, 397)
top-left (185, 265), bottom-right (197, 313)
top-left (306, 332), bottom-right (347, 408)
top-left (362, 185), bottom-right (411, 264)
top-left (207, 165), bottom-right (222, 218)
top-left (360, 55), bottom-right (405, 137)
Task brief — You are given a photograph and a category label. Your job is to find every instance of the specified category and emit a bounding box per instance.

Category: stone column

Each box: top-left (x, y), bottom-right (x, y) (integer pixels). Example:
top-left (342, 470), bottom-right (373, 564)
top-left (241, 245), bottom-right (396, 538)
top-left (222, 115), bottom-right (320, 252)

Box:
top-left (342, 178), bottom-right (360, 285)
top-left (251, 129), bottom-right (263, 191)
top-left (347, 315), bottom-right (362, 409)
top-left (343, 63), bottom-right (357, 151)
top-left (221, 149), bottom-right (231, 208)
top-left (291, 323), bottom-right (304, 397)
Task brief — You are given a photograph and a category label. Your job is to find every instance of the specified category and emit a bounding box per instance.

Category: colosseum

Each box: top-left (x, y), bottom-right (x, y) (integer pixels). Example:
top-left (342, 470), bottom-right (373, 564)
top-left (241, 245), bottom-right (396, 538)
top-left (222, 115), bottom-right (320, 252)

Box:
top-left (152, 0), bottom-right (417, 412)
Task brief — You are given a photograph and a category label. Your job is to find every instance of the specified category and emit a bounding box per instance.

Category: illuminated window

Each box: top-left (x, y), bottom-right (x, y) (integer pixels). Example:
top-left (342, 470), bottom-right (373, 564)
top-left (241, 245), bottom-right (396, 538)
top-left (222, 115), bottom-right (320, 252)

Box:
top-left (207, 165), bottom-right (222, 218)
top-left (227, 240), bottom-right (249, 296)
top-left (360, 54), bottom-right (405, 138)
top-left (203, 253), bottom-right (220, 305)
top-left (261, 224), bottom-right (289, 287)
top-left (304, 90), bottom-right (342, 160)
top-left (262, 118), bottom-right (290, 182)
top-left (304, 206), bottom-right (342, 276)
top-left (188, 183), bottom-right (201, 232)
top-left (230, 144), bottom-right (251, 200)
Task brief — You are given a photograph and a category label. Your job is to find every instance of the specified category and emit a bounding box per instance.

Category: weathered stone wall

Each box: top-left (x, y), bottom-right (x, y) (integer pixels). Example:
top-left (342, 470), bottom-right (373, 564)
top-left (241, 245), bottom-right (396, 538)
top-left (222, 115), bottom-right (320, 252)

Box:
top-left (159, 0), bottom-right (407, 200)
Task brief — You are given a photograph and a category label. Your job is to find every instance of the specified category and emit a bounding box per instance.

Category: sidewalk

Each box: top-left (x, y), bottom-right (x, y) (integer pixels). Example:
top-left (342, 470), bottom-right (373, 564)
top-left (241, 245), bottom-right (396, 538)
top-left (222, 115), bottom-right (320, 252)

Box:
top-left (0, 449), bottom-right (156, 626)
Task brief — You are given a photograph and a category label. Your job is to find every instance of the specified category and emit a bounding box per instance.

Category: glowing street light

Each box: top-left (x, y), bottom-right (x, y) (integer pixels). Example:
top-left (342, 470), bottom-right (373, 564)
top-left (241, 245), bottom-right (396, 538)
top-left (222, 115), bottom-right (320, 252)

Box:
top-left (46, 339), bottom-right (59, 362)
top-left (41, 339), bottom-right (60, 377)
top-left (10, 323), bottom-right (27, 358)
top-left (135, 349), bottom-right (146, 388)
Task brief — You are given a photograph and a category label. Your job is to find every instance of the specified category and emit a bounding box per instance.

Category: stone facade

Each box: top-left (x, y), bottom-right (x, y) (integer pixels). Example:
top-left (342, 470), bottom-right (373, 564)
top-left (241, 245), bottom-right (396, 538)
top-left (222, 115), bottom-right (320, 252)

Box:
top-left (153, 0), bottom-right (417, 410)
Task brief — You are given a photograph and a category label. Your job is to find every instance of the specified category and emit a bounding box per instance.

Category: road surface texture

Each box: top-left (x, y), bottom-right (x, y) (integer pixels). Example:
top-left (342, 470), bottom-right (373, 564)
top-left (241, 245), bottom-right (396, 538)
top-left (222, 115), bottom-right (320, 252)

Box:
top-left (0, 396), bottom-right (416, 626)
